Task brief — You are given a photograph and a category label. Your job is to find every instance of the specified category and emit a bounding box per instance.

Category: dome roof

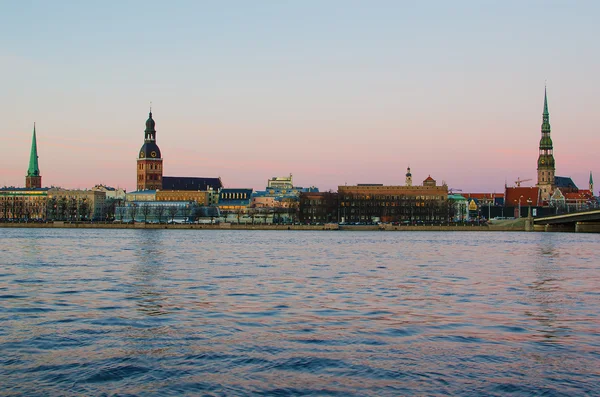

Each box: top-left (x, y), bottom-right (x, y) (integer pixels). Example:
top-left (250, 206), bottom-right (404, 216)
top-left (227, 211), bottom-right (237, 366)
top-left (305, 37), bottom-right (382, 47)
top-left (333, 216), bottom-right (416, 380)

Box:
top-left (139, 141), bottom-right (161, 159)
top-left (145, 112), bottom-right (156, 132)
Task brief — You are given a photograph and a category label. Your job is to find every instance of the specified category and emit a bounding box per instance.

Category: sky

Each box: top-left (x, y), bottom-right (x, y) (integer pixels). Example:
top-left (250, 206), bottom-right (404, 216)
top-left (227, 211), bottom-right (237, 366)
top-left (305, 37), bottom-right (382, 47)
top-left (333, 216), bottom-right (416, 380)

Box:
top-left (1, 0), bottom-right (598, 193)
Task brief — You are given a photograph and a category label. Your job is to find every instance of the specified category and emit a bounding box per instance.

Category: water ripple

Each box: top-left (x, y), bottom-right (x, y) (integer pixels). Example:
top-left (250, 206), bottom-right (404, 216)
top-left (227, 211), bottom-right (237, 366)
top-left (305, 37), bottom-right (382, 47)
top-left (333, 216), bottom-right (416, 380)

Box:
top-left (1, 229), bottom-right (599, 396)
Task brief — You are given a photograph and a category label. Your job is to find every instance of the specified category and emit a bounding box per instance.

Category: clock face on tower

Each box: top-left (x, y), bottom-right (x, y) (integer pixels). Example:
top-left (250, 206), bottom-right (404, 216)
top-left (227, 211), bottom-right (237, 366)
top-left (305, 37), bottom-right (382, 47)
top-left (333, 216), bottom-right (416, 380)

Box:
top-left (541, 159), bottom-right (545, 164)
top-left (151, 151), bottom-right (157, 158)
top-left (140, 151), bottom-right (145, 158)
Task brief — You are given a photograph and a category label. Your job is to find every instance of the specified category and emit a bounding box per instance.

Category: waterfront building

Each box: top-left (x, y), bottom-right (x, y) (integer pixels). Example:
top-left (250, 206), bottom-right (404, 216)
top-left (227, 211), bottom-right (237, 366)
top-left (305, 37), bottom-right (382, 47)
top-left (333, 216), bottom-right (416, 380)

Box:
top-left (47, 189), bottom-right (106, 221)
top-left (25, 124), bottom-right (42, 189)
top-left (299, 192), bottom-right (339, 224)
top-left (92, 185), bottom-right (126, 201)
top-left (116, 200), bottom-right (200, 223)
top-left (448, 194), bottom-right (468, 222)
top-left (126, 190), bottom-right (156, 202)
top-left (0, 187), bottom-right (49, 221)
top-left (338, 176), bottom-right (449, 224)
top-left (218, 188), bottom-right (253, 222)
top-left (563, 190), bottom-right (596, 211)
top-left (251, 174), bottom-right (318, 223)
top-left (460, 193), bottom-right (505, 219)
top-left (156, 190), bottom-right (213, 205)
top-left (505, 187), bottom-right (539, 217)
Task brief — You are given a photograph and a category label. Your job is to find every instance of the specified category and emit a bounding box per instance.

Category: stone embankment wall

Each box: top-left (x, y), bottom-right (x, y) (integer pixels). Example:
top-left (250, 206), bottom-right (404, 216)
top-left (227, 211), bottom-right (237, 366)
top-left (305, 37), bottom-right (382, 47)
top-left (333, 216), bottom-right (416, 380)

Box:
top-left (1, 221), bottom-right (527, 231)
top-left (0, 222), bottom-right (339, 231)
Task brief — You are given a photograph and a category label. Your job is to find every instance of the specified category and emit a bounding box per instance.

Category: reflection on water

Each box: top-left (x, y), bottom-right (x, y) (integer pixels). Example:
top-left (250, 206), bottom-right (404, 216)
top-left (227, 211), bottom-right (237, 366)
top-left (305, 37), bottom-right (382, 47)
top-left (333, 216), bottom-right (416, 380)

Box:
top-left (1, 229), bottom-right (599, 396)
top-left (131, 230), bottom-right (169, 317)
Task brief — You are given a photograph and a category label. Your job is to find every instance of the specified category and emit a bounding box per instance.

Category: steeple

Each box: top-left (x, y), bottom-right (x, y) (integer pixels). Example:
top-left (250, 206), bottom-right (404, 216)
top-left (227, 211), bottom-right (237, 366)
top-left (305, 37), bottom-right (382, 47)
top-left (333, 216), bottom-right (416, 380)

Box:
top-left (405, 166), bottom-right (412, 187)
top-left (590, 171), bottom-right (594, 194)
top-left (543, 86), bottom-right (549, 117)
top-left (145, 108), bottom-right (156, 141)
top-left (137, 109), bottom-right (163, 191)
top-left (536, 87), bottom-right (555, 201)
top-left (25, 123), bottom-right (42, 188)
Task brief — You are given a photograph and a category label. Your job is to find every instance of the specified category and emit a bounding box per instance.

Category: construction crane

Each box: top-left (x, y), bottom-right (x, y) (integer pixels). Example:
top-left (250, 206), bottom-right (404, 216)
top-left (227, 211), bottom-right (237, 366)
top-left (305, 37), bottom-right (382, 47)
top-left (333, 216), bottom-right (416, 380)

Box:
top-left (515, 178), bottom-right (532, 187)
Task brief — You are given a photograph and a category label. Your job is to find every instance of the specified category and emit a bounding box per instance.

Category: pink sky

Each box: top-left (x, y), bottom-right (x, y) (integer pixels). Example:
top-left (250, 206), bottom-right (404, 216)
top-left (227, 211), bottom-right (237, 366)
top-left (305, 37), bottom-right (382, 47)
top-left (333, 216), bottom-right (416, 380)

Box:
top-left (1, 2), bottom-right (598, 194)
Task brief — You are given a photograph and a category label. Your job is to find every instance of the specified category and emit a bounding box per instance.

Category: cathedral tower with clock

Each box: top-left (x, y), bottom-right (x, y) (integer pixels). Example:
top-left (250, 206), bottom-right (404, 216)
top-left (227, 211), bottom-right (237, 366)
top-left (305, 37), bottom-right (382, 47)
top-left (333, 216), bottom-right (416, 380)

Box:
top-left (536, 88), bottom-right (555, 202)
top-left (137, 110), bottom-right (163, 191)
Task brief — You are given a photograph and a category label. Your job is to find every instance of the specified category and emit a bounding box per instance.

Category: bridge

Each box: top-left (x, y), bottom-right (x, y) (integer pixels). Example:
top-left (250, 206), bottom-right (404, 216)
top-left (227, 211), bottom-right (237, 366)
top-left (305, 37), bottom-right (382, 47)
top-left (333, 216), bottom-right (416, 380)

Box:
top-left (533, 209), bottom-right (600, 232)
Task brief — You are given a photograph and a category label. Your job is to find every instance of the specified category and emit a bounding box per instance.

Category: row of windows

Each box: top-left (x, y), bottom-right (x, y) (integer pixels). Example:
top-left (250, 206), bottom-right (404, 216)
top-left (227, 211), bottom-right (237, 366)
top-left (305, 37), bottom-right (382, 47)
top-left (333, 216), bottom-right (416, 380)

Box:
top-left (221, 193), bottom-right (248, 199)
top-left (341, 195), bottom-right (445, 201)
top-left (138, 163), bottom-right (162, 170)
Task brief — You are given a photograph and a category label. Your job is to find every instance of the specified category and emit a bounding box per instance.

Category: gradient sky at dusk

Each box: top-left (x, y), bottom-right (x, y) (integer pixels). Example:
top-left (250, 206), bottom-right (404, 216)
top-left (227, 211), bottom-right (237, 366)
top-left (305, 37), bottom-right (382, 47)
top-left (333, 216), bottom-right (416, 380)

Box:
top-left (1, 1), bottom-right (598, 193)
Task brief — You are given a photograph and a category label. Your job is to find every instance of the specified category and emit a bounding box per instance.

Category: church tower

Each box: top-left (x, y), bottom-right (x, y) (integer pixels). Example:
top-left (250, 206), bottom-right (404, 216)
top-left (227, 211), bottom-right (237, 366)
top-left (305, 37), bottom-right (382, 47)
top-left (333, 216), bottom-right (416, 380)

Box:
top-left (536, 88), bottom-right (555, 201)
top-left (590, 171), bottom-right (594, 195)
top-left (26, 123), bottom-right (42, 188)
top-left (137, 110), bottom-right (163, 191)
top-left (405, 166), bottom-right (412, 187)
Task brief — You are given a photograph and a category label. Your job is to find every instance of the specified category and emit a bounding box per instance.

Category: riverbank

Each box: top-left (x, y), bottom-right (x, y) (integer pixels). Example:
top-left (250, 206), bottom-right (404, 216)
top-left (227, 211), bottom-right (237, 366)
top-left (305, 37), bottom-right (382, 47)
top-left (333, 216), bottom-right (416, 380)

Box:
top-left (0, 219), bottom-right (527, 231)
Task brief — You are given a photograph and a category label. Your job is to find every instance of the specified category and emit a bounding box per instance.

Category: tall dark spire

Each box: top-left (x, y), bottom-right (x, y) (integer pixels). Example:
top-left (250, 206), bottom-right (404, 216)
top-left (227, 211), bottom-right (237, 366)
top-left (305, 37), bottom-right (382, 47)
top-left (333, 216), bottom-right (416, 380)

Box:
top-left (543, 86), bottom-right (549, 116)
top-left (27, 123), bottom-right (40, 177)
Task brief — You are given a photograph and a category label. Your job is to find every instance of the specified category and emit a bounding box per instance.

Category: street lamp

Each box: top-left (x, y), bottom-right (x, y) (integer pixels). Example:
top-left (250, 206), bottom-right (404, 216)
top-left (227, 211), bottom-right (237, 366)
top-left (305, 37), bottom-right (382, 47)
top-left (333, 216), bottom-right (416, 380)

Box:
top-left (527, 198), bottom-right (532, 218)
top-left (518, 195), bottom-right (523, 218)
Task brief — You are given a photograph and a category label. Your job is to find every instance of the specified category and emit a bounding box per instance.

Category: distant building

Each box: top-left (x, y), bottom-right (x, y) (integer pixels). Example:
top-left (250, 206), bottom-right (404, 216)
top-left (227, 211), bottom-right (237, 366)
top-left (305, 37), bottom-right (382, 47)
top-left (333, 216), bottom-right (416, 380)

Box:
top-left (554, 176), bottom-right (578, 194)
top-left (126, 190), bottom-right (156, 202)
top-left (218, 188), bottom-right (253, 211)
top-left (448, 194), bottom-right (468, 222)
top-left (156, 190), bottom-right (214, 205)
top-left (135, 110), bottom-right (222, 194)
top-left (505, 186), bottom-right (539, 218)
top-left (267, 174), bottom-right (294, 189)
top-left (0, 187), bottom-right (49, 221)
top-left (92, 185), bottom-right (126, 201)
top-left (47, 189), bottom-right (106, 221)
top-left (299, 191), bottom-right (339, 223)
top-left (338, 176), bottom-right (448, 223)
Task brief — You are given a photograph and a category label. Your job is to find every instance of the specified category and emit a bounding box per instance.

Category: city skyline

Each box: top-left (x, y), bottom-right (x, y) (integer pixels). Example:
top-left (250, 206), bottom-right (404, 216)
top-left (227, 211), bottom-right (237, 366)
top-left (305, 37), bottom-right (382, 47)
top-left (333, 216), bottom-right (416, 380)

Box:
top-left (1, 1), bottom-right (598, 192)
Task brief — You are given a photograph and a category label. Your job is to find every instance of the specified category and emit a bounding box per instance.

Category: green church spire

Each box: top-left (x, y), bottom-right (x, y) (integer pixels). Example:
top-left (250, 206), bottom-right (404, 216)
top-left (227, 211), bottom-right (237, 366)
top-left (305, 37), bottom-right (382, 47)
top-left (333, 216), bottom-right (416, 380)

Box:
top-left (543, 86), bottom-right (549, 116)
top-left (27, 123), bottom-right (40, 177)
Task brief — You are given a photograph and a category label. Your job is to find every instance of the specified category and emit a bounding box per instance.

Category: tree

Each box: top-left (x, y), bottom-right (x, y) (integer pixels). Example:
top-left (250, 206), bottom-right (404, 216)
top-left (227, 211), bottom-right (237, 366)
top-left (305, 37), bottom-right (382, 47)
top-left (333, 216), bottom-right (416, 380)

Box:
top-left (168, 205), bottom-right (178, 223)
top-left (103, 198), bottom-right (117, 221)
top-left (140, 203), bottom-right (152, 223)
top-left (220, 209), bottom-right (228, 223)
top-left (153, 204), bottom-right (166, 223)
top-left (129, 204), bottom-right (138, 222)
top-left (79, 199), bottom-right (89, 221)
top-left (116, 206), bottom-right (126, 222)
top-left (0, 199), bottom-right (7, 221)
top-left (181, 202), bottom-right (193, 222)
top-left (68, 198), bottom-right (78, 221)
top-left (57, 197), bottom-right (68, 221)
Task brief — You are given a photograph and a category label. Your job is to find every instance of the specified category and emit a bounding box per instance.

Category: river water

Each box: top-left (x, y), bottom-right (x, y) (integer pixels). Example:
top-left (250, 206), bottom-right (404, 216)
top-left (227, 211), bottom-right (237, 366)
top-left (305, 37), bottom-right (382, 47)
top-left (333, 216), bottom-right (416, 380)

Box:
top-left (1, 229), bottom-right (599, 396)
